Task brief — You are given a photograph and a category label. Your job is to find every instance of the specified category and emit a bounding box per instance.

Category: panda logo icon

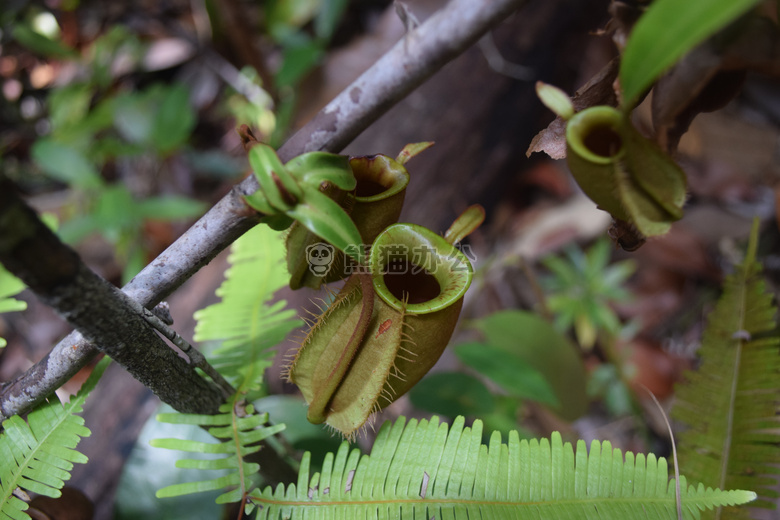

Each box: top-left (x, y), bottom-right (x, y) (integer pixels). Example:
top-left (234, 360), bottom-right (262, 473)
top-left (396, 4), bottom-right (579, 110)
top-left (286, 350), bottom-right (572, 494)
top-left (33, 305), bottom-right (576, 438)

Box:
top-left (307, 243), bottom-right (335, 277)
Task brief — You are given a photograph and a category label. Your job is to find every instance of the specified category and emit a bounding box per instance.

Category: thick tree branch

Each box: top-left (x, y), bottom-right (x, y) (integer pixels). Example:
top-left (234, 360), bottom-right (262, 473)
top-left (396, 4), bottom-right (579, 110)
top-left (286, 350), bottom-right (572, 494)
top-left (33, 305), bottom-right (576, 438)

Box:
top-left (0, 0), bottom-right (526, 421)
top-left (0, 181), bottom-right (226, 417)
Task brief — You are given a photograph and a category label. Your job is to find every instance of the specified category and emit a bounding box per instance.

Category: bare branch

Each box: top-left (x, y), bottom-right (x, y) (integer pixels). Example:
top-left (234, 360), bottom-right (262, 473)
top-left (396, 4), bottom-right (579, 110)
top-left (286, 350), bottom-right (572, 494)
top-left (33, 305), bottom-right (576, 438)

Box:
top-left (0, 181), bottom-right (226, 418)
top-left (0, 0), bottom-right (526, 420)
top-left (140, 307), bottom-right (235, 397)
top-left (278, 0), bottom-right (528, 161)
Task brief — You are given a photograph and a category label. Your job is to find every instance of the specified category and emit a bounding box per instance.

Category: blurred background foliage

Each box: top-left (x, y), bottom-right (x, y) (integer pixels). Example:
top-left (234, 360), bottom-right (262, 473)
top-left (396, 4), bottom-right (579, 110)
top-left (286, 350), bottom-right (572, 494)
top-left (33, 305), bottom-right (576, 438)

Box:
top-left (0, 0), bottom-right (370, 282)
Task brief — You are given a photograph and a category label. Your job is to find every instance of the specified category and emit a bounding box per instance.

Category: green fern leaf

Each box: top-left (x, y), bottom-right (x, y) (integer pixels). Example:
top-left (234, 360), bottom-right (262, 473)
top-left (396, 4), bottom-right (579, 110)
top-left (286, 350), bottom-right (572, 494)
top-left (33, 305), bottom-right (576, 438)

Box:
top-left (151, 402), bottom-right (284, 504)
top-left (0, 265), bottom-right (27, 348)
top-left (193, 224), bottom-right (302, 394)
top-left (0, 356), bottom-right (110, 520)
top-left (249, 416), bottom-right (755, 519)
top-left (672, 220), bottom-right (780, 518)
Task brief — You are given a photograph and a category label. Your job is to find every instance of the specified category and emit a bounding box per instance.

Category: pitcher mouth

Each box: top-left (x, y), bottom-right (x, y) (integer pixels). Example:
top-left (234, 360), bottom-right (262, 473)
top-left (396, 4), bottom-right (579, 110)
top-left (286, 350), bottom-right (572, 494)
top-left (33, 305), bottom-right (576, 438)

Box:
top-left (370, 224), bottom-right (472, 314)
top-left (382, 261), bottom-right (442, 304)
top-left (582, 123), bottom-right (622, 158)
top-left (354, 179), bottom-right (389, 197)
top-left (350, 155), bottom-right (409, 202)
top-left (566, 106), bottom-right (626, 164)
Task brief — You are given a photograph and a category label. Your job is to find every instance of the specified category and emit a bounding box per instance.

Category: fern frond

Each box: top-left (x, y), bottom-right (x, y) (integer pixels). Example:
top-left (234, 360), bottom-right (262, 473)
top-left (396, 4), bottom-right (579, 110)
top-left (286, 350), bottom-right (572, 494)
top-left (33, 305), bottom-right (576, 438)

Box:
top-left (0, 356), bottom-right (110, 520)
top-left (193, 224), bottom-right (302, 394)
top-left (150, 402), bottom-right (284, 506)
top-left (249, 416), bottom-right (755, 520)
top-left (0, 265), bottom-right (27, 348)
top-left (672, 220), bottom-right (780, 517)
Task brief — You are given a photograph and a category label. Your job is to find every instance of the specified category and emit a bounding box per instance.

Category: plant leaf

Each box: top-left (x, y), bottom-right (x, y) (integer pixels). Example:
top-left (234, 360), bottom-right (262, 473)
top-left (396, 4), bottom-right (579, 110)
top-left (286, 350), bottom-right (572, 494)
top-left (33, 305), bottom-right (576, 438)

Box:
top-left (409, 372), bottom-right (495, 418)
top-left (455, 342), bottom-right (559, 407)
top-left (247, 144), bottom-right (303, 212)
top-left (287, 188), bottom-right (364, 265)
top-left (193, 224), bottom-right (301, 394)
top-left (93, 185), bottom-right (138, 241)
top-left (314, 0), bottom-right (350, 41)
top-left (466, 310), bottom-right (588, 420)
top-left (276, 40), bottom-right (324, 88)
top-left (285, 152), bottom-right (355, 191)
top-left (113, 91), bottom-right (156, 145)
top-left (114, 404), bottom-right (226, 520)
top-left (31, 139), bottom-right (103, 190)
top-left (0, 267), bottom-right (27, 338)
top-left (0, 357), bottom-right (110, 519)
top-left (535, 81), bottom-right (574, 120)
top-left (249, 415), bottom-right (756, 519)
top-left (150, 83), bottom-right (195, 154)
top-left (136, 196), bottom-right (206, 221)
top-left (672, 219), bottom-right (780, 517)
top-left (150, 403), bottom-right (284, 504)
top-left (11, 25), bottom-right (76, 59)
top-left (620, 0), bottom-right (761, 106)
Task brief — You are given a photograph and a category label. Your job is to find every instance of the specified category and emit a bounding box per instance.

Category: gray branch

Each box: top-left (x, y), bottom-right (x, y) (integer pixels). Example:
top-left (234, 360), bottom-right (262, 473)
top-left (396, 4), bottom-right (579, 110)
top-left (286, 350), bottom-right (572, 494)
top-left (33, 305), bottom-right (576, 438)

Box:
top-left (0, 182), bottom-right (226, 416)
top-left (140, 306), bottom-right (234, 397)
top-left (0, 0), bottom-right (526, 421)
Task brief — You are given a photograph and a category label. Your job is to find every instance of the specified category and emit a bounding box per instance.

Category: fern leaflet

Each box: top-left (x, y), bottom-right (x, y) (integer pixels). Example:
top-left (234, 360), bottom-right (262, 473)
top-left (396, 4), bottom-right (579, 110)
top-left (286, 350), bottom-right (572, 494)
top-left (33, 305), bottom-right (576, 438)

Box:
top-left (249, 415), bottom-right (755, 520)
top-left (193, 224), bottom-right (301, 395)
top-left (0, 265), bottom-right (27, 348)
top-left (0, 356), bottom-right (110, 520)
top-left (150, 402), bottom-right (284, 509)
top-left (151, 222), bottom-right (298, 509)
top-left (672, 220), bottom-right (780, 518)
